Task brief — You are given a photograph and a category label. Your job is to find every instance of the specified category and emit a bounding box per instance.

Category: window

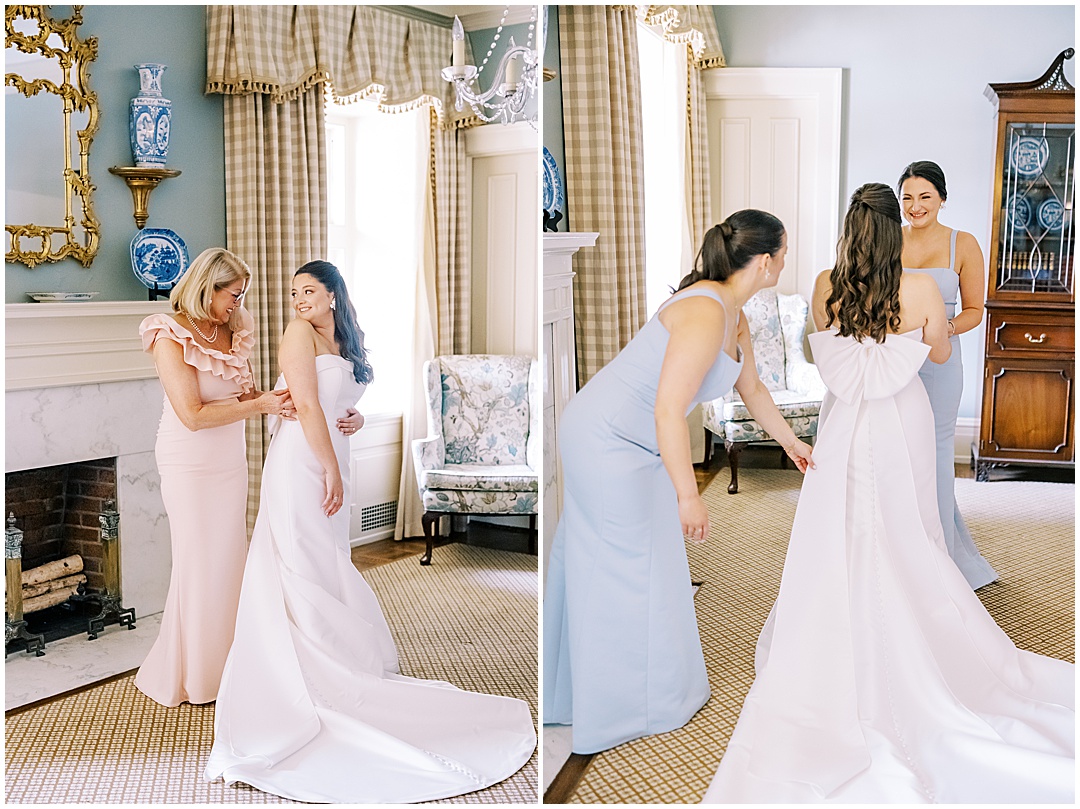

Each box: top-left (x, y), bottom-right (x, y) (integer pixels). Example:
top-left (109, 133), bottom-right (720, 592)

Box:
top-left (637, 24), bottom-right (694, 316)
top-left (326, 99), bottom-right (427, 416)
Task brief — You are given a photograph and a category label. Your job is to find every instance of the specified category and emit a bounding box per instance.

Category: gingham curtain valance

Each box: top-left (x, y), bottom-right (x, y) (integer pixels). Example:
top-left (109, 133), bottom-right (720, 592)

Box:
top-left (638, 5), bottom-right (725, 68)
top-left (205, 5), bottom-right (479, 129)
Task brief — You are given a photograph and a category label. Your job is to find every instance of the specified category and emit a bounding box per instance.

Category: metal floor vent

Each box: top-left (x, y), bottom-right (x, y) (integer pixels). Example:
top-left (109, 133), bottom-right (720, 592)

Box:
top-left (361, 500), bottom-right (398, 532)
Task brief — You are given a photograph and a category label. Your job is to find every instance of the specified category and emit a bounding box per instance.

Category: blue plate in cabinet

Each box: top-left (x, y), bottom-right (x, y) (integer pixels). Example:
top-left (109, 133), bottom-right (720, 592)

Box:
top-left (1037, 198), bottom-right (1064, 232)
top-left (1009, 136), bottom-right (1049, 178)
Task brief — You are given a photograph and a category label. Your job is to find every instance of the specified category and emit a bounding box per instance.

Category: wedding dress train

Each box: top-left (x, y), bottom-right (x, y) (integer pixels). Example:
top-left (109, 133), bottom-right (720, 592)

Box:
top-left (205, 354), bottom-right (536, 803)
top-left (703, 329), bottom-right (1074, 803)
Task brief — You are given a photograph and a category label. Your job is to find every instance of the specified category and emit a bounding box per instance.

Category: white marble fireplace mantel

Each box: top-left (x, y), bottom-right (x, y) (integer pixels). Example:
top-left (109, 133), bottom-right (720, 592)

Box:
top-left (6, 300), bottom-right (173, 624)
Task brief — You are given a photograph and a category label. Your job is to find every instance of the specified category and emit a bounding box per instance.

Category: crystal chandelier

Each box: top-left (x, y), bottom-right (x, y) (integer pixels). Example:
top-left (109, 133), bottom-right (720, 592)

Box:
top-left (441, 6), bottom-right (538, 126)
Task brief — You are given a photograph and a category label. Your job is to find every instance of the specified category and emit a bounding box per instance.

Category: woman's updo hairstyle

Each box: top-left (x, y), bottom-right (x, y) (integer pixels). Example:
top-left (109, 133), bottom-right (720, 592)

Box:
top-left (897, 160), bottom-right (948, 201)
top-left (676, 209), bottom-right (785, 291)
top-left (824, 183), bottom-right (904, 343)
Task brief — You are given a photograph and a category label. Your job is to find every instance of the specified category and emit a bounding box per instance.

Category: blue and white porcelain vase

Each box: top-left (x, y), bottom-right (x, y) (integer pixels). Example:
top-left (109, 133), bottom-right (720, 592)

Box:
top-left (129, 64), bottom-right (172, 168)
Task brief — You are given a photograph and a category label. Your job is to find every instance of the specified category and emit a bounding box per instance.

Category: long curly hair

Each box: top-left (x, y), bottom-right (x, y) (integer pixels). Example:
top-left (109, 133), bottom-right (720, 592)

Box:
top-left (294, 260), bottom-right (373, 385)
top-left (824, 183), bottom-right (903, 343)
top-left (676, 209), bottom-right (785, 291)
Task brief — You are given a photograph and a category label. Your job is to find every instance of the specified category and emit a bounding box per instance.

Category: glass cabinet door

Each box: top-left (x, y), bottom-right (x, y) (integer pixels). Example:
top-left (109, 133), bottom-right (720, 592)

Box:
top-left (996, 121), bottom-right (1074, 295)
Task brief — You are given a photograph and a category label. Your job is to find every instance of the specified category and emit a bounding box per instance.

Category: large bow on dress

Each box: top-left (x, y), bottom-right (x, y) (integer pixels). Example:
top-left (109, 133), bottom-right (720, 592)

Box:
top-left (744, 329), bottom-right (931, 796)
top-left (809, 329), bottom-right (931, 405)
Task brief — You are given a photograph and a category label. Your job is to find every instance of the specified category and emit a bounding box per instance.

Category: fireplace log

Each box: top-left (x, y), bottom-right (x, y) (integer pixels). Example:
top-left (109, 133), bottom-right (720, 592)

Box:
top-left (20, 555), bottom-right (84, 587)
top-left (23, 583), bottom-right (82, 614)
top-left (22, 572), bottom-right (87, 600)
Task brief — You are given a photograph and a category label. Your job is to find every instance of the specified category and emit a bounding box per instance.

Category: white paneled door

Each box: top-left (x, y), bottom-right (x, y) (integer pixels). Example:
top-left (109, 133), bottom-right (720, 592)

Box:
top-left (466, 121), bottom-right (538, 358)
top-left (704, 68), bottom-right (842, 298)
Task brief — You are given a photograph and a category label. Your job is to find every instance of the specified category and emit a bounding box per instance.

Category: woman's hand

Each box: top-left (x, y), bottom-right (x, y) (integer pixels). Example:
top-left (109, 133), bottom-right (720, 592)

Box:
top-left (679, 493), bottom-right (710, 544)
top-left (323, 468), bottom-right (345, 517)
top-left (784, 439), bottom-right (816, 473)
top-left (337, 407), bottom-right (364, 436)
top-left (253, 388), bottom-right (292, 416)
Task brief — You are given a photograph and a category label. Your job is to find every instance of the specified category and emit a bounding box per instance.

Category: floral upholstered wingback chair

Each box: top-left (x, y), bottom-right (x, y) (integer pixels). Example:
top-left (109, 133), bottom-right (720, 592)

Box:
top-left (412, 354), bottom-right (540, 565)
top-left (701, 288), bottom-right (826, 493)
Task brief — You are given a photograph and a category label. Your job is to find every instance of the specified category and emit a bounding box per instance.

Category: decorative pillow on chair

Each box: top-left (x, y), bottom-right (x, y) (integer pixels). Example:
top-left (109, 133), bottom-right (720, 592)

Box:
top-left (439, 355), bottom-right (532, 466)
top-left (742, 288), bottom-right (786, 391)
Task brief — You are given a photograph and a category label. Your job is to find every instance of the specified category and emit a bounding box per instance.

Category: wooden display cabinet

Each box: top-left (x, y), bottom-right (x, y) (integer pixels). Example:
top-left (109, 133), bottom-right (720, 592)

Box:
top-left (974, 49), bottom-right (1075, 481)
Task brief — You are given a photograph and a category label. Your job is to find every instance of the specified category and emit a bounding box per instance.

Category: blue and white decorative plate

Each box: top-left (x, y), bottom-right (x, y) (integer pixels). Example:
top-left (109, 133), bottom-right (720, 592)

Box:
top-left (130, 228), bottom-right (189, 289)
top-left (1006, 192), bottom-right (1032, 231)
top-left (1037, 197), bottom-right (1064, 232)
top-left (1009, 136), bottom-right (1049, 178)
top-left (543, 146), bottom-right (565, 215)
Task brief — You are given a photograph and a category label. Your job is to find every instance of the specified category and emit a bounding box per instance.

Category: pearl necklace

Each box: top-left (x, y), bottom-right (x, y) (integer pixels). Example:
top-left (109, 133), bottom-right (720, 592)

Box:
top-left (185, 314), bottom-right (219, 343)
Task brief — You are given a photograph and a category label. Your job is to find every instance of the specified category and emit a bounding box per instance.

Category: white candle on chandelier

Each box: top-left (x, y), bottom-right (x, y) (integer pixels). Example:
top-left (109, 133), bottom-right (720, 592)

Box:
top-left (452, 16), bottom-right (466, 67)
top-left (506, 54), bottom-right (522, 86)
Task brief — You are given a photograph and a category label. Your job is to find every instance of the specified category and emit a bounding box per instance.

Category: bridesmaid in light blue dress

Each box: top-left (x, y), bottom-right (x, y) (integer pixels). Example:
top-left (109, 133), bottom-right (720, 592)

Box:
top-left (544, 211), bottom-right (815, 754)
top-left (899, 161), bottom-right (997, 590)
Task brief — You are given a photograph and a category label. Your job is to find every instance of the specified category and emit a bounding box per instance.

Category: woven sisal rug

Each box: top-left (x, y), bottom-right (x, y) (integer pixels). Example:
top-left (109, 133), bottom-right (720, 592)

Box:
top-left (5, 543), bottom-right (538, 804)
top-left (569, 469), bottom-right (1075, 803)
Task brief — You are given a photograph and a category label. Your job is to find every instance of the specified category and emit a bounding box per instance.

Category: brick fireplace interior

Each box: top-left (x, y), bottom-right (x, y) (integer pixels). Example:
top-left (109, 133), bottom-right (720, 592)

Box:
top-left (5, 458), bottom-right (117, 648)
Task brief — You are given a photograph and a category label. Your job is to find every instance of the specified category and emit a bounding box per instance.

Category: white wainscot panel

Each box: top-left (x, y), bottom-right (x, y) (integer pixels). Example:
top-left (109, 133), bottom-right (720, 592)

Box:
top-left (718, 117), bottom-right (751, 213)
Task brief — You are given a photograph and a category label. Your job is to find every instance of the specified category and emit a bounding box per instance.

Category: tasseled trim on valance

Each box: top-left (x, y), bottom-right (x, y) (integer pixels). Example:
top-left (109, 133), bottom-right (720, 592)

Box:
top-left (637, 4), bottom-right (726, 69)
top-left (205, 5), bottom-right (483, 130)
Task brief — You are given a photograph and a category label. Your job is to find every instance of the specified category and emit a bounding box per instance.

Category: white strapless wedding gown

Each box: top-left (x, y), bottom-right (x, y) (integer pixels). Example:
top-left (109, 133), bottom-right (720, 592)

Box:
top-left (205, 354), bottom-right (535, 803)
top-left (704, 329), bottom-right (1074, 804)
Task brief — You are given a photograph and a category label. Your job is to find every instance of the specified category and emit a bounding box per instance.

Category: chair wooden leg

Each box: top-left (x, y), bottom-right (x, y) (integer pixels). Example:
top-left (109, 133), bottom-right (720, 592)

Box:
top-left (703, 427), bottom-right (714, 467)
top-left (528, 514), bottom-right (538, 555)
top-left (725, 440), bottom-right (745, 494)
top-left (420, 511), bottom-right (440, 566)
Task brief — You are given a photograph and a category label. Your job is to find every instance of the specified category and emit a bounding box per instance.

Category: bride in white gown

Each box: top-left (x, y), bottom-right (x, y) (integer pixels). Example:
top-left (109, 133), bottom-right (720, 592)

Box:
top-left (205, 261), bottom-right (535, 803)
top-left (704, 184), bottom-right (1074, 804)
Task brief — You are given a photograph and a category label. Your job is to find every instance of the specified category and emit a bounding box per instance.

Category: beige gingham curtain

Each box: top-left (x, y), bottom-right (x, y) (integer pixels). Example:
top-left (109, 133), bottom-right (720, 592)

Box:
top-left (560, 5), bottom-right (648, 387)
top-left (431, 112), bottom-right (471, 355)
top-left (206, 5), bottom-right (477, 527)
top-left (640, 5), bottom-right (726, 249)
top-left (222, 89), bottom-right (327, 526)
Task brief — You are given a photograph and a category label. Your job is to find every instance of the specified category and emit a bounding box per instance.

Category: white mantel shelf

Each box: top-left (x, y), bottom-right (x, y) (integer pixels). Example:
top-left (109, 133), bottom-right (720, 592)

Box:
top-left (543, 231), bottom-right (600, 259)
top-left (6, 300), bottom-right (172, 391)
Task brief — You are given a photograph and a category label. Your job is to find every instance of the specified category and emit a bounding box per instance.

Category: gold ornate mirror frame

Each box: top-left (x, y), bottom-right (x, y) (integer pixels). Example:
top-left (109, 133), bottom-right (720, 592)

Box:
top-left (5, 5), bottom-right (100, 268)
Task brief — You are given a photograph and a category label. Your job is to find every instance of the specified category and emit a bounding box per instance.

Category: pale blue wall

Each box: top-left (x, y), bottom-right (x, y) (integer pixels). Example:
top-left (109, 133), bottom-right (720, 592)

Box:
top-left (542, 6), bottom-right (566, 231)
top-left (5, 5), bottom-right (225, 303)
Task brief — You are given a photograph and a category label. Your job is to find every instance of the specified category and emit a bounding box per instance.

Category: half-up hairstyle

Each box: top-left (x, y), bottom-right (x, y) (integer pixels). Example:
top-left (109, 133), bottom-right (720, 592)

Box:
top-left (897, 160), bottom-right (947, 201)
top-left (294, 260), bottom-right (373, 385)
top-left (825, 183), bottom-right (903, 343)
top-left (676, 209), bottom-right (785, 291)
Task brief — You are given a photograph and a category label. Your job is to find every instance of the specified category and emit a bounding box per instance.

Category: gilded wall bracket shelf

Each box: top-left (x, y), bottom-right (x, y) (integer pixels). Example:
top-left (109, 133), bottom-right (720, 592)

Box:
top-left (108, 166), bottom-right (180, 229)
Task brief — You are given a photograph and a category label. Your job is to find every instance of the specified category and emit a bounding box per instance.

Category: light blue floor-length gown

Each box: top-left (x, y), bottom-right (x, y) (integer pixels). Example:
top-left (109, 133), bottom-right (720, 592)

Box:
top-left (544, 287), bottom-right (744, 754)
top-left (905, 228), bottom-right (997, 590)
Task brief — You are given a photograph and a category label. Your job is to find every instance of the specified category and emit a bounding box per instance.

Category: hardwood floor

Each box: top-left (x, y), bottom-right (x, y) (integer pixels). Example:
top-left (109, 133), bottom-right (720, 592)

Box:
top-left (351, 522), bottom-right (537, 573)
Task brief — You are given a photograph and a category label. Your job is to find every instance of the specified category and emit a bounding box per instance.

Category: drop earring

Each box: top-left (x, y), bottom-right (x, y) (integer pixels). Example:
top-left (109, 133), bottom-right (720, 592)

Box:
top-left (330, 296), bottom-right (337, 311)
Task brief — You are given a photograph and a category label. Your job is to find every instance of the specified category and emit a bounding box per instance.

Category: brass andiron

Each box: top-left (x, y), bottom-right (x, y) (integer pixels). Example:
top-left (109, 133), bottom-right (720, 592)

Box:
top-left (5, 514), bottom-right (46, 656)
top-left (71, 499), bottom-right (137, 640)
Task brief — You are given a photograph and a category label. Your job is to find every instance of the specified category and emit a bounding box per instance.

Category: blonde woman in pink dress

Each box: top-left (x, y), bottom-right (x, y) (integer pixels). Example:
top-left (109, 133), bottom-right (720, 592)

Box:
top-left (136, 248), bottom-right (362, 706)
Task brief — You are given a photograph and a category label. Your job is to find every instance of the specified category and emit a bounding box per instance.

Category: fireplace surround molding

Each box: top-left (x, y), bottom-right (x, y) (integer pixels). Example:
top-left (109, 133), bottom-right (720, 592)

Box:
top-left (6, 300), bottom-right (171, 391)
top-left (6, 300), bottom-right (173, 619)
